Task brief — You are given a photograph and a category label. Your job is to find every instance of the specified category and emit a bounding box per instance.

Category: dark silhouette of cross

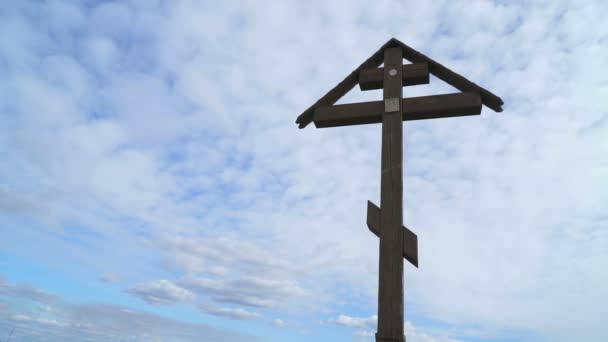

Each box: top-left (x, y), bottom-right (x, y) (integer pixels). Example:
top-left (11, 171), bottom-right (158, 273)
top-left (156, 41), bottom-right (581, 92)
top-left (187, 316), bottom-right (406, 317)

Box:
top-left (296, 38), bottom-right (503, 342)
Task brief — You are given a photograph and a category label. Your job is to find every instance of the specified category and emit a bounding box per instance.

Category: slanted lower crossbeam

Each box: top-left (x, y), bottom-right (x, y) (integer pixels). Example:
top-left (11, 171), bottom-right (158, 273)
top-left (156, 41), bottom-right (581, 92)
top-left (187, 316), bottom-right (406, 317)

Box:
top-left (367, 201), bottom-right (418, 268)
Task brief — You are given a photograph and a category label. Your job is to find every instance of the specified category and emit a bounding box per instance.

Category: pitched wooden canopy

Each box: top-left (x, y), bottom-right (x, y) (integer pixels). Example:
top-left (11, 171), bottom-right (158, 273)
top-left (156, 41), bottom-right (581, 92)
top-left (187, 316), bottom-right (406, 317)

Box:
top-left (295, 37), bottom-right (504, 129)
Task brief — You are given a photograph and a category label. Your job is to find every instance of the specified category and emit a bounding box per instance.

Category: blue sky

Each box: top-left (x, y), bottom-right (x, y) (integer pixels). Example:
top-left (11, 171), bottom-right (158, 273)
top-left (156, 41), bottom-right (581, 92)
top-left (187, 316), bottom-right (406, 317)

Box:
top-left (1, 0), bottom-right (607, 341)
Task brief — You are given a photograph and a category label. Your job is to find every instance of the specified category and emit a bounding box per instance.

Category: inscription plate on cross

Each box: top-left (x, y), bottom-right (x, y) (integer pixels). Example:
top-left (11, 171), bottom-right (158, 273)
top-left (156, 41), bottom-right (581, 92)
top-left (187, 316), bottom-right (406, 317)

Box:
top-left (384, 98), bottom-right (400, 112)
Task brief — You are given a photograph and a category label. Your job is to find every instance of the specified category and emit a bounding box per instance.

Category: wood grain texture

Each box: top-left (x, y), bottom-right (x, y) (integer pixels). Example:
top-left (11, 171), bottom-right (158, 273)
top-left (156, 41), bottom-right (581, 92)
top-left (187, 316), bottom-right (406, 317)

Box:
top-left (367, 201), bottom-right (418, 268)
top-left (313, 92), bottom-right (482, 128)
top-left (401, 91), bottom-right (482, 120)
top-left (314, 101), bottom-right (384, 128)
top-left (359, 63), bottom-right (429, 91)
top-left (377, 47), bottom-right (405, 342)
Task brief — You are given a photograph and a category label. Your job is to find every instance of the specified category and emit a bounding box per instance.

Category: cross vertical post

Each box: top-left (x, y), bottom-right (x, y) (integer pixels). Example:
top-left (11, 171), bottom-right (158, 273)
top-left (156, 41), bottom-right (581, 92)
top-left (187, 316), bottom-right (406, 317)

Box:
top-left (295, 37), bottom-right (503, 342)
top-left (377, 47), bottom-right (405, 342)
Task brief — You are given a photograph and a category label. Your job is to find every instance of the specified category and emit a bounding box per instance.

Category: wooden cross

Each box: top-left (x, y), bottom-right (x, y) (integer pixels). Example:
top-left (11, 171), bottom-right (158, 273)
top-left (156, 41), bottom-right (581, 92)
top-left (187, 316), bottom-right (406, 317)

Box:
top-left (296, 38), bottom-right (503, 342)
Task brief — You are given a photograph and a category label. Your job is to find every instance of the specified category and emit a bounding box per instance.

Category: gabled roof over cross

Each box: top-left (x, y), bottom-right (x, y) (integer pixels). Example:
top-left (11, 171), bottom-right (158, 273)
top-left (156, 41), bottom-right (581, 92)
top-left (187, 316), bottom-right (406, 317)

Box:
top-left (295, 37), bottom-right (504, 129)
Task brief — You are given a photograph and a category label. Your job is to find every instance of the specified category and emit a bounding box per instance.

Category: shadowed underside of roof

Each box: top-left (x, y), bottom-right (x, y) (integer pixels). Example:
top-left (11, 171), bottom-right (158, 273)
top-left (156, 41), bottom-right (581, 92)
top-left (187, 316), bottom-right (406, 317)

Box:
top-left (295, 37), bottom-right (504, 129)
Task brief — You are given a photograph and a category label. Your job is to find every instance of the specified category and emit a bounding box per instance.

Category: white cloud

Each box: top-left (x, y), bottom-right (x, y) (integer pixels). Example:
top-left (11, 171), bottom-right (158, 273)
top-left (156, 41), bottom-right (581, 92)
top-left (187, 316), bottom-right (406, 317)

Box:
top-left (354, 329), bottom-right (374, 337)
top-left (11, 314), bottom-right (32, 321)
top-left (332, 314), bottom-right (463, 342)
top-left (97, 273), bottom-right (120, 283)
top-left (0, 278), bottom-right (57, 305)
top-left (158, 235), bottom-right (311, 311)
top-left (180, 275), bottom-right (305, 309)
top-left (0, 279), bottom-right (258, 342)
top-left (126, 280), bottom-right (195, 305)
top-left (331, 314), bottom-right (377, 329)
top-left (403, 321), bottom-right (463, 342)
top-left (201, 305), bottom-right (261, 321)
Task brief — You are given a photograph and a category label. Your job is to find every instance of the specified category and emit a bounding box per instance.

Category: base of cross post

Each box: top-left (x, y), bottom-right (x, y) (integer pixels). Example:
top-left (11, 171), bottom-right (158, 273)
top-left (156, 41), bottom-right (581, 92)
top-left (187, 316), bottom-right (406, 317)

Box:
top-left (375, 333), bottom-right (405, 342)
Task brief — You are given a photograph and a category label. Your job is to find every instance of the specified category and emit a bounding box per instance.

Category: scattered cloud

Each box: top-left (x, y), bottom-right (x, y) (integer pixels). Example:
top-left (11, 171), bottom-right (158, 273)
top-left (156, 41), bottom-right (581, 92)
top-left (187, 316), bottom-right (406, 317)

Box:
top-left (354, 329), bottom-right (374, 337)
top-left (97, 273), bottom-right (119, 283)
top-left (0, 278), bottom-right (258, 342)
top-left (158, 235), bottom-right (310, 311)
top-left (403, 321), bottom-right (463, 342)
top-left (331, 314), bottom-right (377, 329)
top-left (201, 305), bottom-right (262, 321)
top-left (11, 313), bottom-right (33, 321)
top-left (0, 277), bottom-right (58, 305)
top-left (126, 280), bottom-right (195, 305)
top-left (180, 275), bottom-right (305, 309)
top-left (332, 314), bottom-right (463, 342)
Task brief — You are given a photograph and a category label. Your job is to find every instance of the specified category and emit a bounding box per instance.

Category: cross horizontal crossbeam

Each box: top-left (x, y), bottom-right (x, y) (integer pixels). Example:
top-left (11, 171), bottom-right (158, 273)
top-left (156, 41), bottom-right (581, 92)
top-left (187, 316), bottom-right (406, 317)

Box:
top-left (313, 92), bottom-right (482, 128)
top-left (359, 63), bottom-right (429, 91)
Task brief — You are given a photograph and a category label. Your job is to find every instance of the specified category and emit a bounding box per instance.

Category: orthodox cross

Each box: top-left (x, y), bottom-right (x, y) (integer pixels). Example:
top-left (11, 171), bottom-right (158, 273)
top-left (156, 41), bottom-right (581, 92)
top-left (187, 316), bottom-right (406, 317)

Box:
top-left (295, 38), bottom-right (503, 342)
